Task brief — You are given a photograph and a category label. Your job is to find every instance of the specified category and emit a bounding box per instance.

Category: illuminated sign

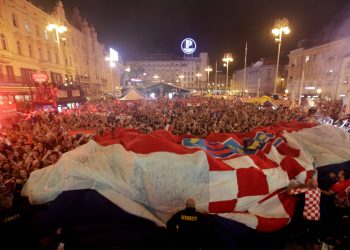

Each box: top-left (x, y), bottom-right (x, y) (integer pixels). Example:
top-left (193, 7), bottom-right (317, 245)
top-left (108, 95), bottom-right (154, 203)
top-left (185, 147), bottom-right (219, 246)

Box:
top-left (305, 86), bottom-right (315, 90)
top-left (32, 73), bottom-right (48, 83)
top-left (181, 38), bottom-right (196, 55)
top-left (131, 78), bottom-right (142, 82)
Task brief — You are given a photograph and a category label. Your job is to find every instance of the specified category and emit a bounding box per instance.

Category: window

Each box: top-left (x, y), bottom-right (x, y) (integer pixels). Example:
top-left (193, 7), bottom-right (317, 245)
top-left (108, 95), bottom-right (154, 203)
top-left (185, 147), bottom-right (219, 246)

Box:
top-left (16, 41), bottom-right (22, 55)
top-left (38, 48), bottom-right (43, 61)
top-left (35, 24), bottom-right (40, 37)
top-left (12, 13), bottom-right (17, 27)
top-left (24, 20), bottom-right (30, 33)
top-left (55, 53), bottom-right (59, 64)
top-left (6, 66), bottom-right (14, 80)
top-left (47, 50), bottom-right (51, 62)
top-left (28, 44), bottom-right (33, 58)
top-left (20, 68), bottom-right (36, 84)
top-left (50, 72), bottom-right (62, 84)
top-left (44, 30), bottom-right (49, 40)
top-left (1, 34), bottom-right (7, 50)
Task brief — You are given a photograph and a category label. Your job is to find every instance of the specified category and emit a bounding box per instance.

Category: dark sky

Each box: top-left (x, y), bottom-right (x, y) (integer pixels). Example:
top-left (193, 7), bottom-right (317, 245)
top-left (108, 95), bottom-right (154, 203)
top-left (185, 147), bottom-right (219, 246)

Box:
top-left (34, 0), bottom-right (350, 69)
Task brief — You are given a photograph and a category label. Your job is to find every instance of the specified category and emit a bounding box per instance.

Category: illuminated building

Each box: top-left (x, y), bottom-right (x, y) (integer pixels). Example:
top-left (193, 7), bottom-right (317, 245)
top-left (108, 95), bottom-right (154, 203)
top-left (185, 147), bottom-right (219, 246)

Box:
top-left (0, 0), bottom-right (119, 111)
top-left (126, 53), bottom-right (209, 90)
top-left (287, 36), bottom-right (350, 100)
top-left (233, 58), bottom-right (287, 96)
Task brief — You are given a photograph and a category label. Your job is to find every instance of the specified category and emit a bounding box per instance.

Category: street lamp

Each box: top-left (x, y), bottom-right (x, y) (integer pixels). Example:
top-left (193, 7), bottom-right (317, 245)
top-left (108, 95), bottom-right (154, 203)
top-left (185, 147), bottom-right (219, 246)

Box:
top-left (272, 18), bottom-right (290, 94)
top-left (105, 48), bottom-right (119, 92)
top-left (179, 75), bottom-right (184, 86)
top-left (317, 88), bottom-right (322, 98)
top-left (153, 75), bottom-right (159, 82)
top-left (205, 66), bottom-right (213, 89)
top-left (196, 73), bottom-right (202, 91)
top-left (223, 53), bottom-right (233, 92)
top-left (46, 23), bottom-right (67, 51)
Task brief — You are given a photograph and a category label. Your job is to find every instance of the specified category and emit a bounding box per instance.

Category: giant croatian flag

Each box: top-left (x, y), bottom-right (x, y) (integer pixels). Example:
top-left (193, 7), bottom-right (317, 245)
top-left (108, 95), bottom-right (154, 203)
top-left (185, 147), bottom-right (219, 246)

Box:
top-left (22, 122), bottom-right (350, 232)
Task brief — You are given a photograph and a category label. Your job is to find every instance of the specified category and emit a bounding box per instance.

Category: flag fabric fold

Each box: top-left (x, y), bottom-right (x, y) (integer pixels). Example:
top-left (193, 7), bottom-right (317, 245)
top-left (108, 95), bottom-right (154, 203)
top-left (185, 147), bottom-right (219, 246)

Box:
top-left (22, 122), bottom-right (350, 232)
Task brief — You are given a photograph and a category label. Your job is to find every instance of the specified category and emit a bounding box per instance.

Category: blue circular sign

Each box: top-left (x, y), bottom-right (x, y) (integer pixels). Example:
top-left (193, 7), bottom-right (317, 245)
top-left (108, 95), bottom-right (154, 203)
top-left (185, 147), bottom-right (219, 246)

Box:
top-left (181, 38), bottom-right (196, 55)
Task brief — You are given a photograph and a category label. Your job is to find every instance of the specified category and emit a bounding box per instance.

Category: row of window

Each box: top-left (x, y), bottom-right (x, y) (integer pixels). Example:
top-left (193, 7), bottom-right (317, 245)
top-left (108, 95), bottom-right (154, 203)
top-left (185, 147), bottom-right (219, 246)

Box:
top-left (0, 64), bottom-right (64, 84)
top-left (1, 33), bottom-right (78, 67)
top-left (11, 11), bottom-right (100, 55)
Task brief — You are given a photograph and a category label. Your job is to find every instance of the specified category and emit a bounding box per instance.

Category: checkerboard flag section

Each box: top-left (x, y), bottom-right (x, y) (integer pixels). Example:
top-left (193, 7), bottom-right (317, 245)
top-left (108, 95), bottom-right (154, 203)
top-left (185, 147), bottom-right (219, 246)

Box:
top-left (23, 123), bottom-right (350, 232)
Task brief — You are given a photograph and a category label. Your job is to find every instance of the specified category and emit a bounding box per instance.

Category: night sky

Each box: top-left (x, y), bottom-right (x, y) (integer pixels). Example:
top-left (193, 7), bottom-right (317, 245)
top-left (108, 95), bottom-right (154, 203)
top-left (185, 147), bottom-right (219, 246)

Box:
top-left (34, 0), bottom-right (350, 69)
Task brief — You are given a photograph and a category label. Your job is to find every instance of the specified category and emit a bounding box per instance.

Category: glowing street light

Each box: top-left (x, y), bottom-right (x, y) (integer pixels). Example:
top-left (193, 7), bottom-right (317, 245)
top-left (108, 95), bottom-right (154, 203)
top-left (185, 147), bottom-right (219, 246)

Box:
top-left (205, 66), bottom-right (213, 90)
top-left (153, 75), bottom-right (159, 82)
top-left (223, 53), bottom-right (234, 92)
top-left (178, 75), bottom-right (184, 86)
top-left (317, 88), bottom-right (322, 98)
top-left (272, 17), bottom-right (290, 94)
top-left (105, 48), bottom-right (119, 91)
top-left (46, 23), bottom-right (67, 51)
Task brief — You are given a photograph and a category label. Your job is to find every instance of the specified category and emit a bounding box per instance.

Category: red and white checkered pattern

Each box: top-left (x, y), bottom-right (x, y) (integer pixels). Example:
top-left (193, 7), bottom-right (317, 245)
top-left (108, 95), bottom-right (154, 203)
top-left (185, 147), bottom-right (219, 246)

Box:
top-left (92, 122), bottom-right (321, 232)
top-left (289, 187), bottom-right (321, 220)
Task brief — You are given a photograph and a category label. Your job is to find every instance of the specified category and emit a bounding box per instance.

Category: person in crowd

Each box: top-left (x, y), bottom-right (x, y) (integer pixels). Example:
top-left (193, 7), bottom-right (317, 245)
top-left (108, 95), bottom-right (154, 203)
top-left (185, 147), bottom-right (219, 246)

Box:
top-left (167, 198), bottom-right (207, 250)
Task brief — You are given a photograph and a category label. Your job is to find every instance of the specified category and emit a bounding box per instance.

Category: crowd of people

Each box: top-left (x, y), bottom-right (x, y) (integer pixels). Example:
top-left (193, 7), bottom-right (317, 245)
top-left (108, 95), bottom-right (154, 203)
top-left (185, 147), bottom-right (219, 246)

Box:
top-left (0, 97), bottom-right (346, 211)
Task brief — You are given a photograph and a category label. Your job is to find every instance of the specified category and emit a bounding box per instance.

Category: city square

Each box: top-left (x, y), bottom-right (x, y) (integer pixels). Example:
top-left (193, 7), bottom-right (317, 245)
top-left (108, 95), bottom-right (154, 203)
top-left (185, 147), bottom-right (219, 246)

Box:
top-left (0, 0), bottom-right (350, 249)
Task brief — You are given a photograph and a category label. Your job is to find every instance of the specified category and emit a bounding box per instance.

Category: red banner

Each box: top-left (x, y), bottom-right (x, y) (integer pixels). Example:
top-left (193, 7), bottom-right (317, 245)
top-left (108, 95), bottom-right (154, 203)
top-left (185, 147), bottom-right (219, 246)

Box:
top-left (0, 103), bottom-right (17, 119)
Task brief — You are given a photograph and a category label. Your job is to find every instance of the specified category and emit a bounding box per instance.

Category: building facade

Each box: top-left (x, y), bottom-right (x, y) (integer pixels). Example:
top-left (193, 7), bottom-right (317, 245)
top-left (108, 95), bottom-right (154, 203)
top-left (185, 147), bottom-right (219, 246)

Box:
top-left (233, 59), bottom-right (286, 96)
top-left (126, 53), bottom-right (209, 90)
top-left (287, 36), bottom-right (350, 100)
top-left (0, 0), bottom-right (118, 110)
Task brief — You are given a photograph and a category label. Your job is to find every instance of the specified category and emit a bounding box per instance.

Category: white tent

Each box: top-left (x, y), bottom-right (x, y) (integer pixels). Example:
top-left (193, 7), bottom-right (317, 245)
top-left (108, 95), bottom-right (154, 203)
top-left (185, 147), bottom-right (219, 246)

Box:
top-left (119, 88), bottom-right (146, 101)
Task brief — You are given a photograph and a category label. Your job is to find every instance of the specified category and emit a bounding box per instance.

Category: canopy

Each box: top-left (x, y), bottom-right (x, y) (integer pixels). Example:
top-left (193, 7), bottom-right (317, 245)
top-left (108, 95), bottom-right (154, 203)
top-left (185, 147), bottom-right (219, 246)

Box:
top-left (119, 87), bottom-right (146, 101)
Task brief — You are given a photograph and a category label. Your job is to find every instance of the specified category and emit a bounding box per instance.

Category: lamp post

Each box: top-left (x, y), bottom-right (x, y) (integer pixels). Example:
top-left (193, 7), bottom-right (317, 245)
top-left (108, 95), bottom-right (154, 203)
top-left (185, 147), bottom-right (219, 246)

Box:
top-left (205, 66), bottom-right (213, 89)
top-left (196, 73), bottom-right (202, 91)
top-left (223, 53), bottom-right (233, 92)
top-left (106, 62), bottom-right (116, 92)
top-left (105, 48), bottom-right (119, 92)
top-left (46, 23), bottom-right (67, 51)
top-left (179, 75), bottom-right (184, 87)
top-left (272, 18), bottom-right (290, 94)
top-left (317, 88), bottom-right (322, 98)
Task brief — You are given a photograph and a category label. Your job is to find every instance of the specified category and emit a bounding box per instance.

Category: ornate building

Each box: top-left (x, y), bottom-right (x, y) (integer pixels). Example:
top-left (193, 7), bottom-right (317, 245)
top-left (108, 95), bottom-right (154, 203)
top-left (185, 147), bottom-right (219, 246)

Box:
top-left (0, 0), bottom-right (118, 111)
top-left (126, 53), bottom-right (209, 90)
top-left (287, 36), bottom-right (350, 100)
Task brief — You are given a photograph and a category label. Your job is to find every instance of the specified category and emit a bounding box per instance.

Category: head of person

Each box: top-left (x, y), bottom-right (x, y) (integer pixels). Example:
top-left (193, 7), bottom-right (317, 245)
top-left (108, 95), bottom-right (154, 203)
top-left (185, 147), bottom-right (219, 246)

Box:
top-left (185, 198), bottom-right (196, 209)
top-left (338, 169), bottom-right (350, 181)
